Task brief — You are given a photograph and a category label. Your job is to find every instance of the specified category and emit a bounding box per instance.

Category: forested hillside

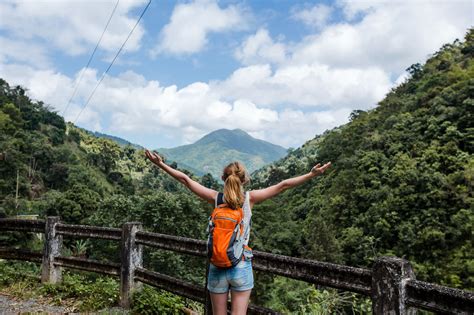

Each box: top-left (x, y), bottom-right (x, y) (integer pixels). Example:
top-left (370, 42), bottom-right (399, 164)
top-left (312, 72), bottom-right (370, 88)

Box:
top-left (250, 30), bottom-right (473, 296)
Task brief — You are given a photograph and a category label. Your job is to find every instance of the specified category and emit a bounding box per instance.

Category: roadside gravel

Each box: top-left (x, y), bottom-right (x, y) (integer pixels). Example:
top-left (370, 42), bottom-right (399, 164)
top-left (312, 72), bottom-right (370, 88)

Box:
top-left (0, 294), bottom-right (128, 314)
top-left (0, 294), bottom-right (71, 314)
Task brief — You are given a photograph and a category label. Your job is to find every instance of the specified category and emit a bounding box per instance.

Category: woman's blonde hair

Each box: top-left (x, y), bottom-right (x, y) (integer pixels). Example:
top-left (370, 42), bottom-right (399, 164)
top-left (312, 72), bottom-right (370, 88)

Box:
top-left (222, 161), bottom-right (249, 209)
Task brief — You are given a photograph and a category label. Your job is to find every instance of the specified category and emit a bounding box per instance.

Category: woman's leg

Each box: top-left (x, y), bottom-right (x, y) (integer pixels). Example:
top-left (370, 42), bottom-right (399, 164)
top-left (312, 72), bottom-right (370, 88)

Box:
top-left (230, 289), bottom-right (251, 315)
top-left (210, 292), bottom-right (229, 315)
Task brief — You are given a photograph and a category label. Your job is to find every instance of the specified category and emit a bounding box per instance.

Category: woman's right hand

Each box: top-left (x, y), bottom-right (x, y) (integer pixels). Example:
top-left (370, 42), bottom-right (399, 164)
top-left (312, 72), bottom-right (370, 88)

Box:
top-left (144, 149), bottom-right (217, 204)
top-left (145, 149), bottom-right (163, 166)
top-left (310, 161), bottom-right (332, 176)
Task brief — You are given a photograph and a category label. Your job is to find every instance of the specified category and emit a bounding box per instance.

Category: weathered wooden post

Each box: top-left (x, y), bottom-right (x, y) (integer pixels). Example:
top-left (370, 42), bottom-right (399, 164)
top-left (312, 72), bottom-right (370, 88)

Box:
top-left (372, 256), bottom-right (417, 315)
top-left (120, 222), bottom-right (143, 308)
top-left (41, 216), bottom-right (62, 284)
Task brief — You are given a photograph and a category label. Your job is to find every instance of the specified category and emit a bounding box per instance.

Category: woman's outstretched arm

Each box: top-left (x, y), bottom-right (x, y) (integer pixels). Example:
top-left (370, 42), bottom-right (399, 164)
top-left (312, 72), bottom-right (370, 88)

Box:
top-left (145, 150), bottom-right (217, 204)
top-left (249, 162), bottom-right (331, 206)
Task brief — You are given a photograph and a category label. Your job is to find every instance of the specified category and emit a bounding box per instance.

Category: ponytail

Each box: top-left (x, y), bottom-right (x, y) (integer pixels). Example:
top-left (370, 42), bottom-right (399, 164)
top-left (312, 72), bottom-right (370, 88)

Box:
top-left (222, 161), bottom-right (249, 209)
top-left (224, 174), bottom-right (243, 209)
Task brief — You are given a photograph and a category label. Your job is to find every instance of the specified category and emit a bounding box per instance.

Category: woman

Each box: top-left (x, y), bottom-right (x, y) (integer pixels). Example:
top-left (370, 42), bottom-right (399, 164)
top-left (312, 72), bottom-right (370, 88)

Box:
top-left (145, 149), bottom-right (331, 315)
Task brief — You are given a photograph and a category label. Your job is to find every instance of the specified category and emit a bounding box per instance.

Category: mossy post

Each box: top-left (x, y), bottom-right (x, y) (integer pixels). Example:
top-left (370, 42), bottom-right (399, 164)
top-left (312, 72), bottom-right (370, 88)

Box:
top-left (372, 256), bottom-right (417, 314)
top-left (120, 222), bottom-right (143, 308)
top-left (41, 216), bottom-right (62, 284)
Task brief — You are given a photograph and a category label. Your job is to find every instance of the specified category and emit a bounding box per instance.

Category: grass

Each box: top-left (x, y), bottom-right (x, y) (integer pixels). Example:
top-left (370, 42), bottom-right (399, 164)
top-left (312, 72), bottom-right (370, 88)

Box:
top-left (0, 260), bottom-right (202, 314)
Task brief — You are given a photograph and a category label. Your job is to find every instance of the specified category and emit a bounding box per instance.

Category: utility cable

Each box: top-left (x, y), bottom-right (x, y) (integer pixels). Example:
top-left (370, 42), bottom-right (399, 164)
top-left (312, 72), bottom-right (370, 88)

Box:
top-left (62, 0), bottom-right (120, 117)
top-left (73, 0), bottom-right (152, 124)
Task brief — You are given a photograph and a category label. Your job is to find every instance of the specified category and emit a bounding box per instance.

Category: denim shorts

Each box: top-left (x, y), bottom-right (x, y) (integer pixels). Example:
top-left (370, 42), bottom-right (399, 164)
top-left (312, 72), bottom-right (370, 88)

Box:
top-left (207, 259), bottom-right (254, 293)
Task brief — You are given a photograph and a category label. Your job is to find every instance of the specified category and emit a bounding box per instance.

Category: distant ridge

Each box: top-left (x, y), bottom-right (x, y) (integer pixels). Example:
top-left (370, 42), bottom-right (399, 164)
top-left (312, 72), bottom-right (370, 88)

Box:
top-left (93, 131), bottom-right (143, 149)
top-left (158, 129), bottom-right (287, 179)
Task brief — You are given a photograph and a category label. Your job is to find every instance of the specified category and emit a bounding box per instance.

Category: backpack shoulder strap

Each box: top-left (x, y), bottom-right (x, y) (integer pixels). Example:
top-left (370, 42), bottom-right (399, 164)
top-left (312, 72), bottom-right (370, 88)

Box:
top-left (215, 192), bottom-right (225, 208)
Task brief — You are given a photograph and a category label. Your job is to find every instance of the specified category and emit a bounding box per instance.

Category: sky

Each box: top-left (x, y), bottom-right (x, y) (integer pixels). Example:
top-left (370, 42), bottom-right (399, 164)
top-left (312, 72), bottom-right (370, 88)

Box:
top-left (0, 0), bottom-right (472, 149)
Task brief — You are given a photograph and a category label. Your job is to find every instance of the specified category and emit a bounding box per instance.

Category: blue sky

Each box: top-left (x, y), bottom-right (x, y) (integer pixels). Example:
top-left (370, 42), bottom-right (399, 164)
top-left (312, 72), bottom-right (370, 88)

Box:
top-left (0, 0), bottom-right (472, 149)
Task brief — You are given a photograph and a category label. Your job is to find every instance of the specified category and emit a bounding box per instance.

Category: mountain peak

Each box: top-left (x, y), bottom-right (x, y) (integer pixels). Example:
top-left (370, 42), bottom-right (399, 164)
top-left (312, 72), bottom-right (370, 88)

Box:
top-left (206, 128), bottom-right (248, 136)
top-left (196, 128), bottom-right (254, 146)
top-left (159, 128), bottom-right (287, 178)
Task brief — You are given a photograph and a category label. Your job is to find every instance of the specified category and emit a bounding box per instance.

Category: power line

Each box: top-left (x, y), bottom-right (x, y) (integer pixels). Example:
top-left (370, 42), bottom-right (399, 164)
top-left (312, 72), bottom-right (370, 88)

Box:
top-left (62, 0), bottom-right (120, 117)
top-left (73, 0), bottom-right (152, 124)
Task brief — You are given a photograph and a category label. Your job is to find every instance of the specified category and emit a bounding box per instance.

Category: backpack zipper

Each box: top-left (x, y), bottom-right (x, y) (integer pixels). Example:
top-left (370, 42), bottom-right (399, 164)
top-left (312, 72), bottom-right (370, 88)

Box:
top-left (214, 216), bottom-right (239, 223)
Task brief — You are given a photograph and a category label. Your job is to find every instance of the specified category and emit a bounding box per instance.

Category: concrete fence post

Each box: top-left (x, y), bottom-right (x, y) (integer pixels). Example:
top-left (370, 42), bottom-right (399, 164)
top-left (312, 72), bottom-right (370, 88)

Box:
top-left (120, 222), bottom-right (143, 308)
top-left (41, 216), bottom-right (62, 284)
top-left (372, 256), bottom-right (417, 315)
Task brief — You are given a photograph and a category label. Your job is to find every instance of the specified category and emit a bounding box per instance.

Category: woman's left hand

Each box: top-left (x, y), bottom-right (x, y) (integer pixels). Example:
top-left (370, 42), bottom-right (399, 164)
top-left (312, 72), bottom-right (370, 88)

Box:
top-left (311, 161), bottom-right (332, 175)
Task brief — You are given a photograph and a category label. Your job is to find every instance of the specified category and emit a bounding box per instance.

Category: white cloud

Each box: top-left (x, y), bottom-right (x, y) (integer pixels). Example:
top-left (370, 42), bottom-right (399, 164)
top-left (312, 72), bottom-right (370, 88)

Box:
top-left (0, 63), bottom-right (72, 110)
top-left (0, 37), bottom-right (51, 68)
top-left (0, 62), bottom-right (103, 130)
top-left (106, 80), bottom-right (279, 134)
top-left (291, 3), bottom-right (333, 29)
top-left (0, 0), bottom-right (147, 56)
top-left (234, 28), bottom-right (286, 65)
top-left (215, 63), bottom-right (392, 109)
top-left (102, 76), bottom-right (282, 144)
top-left (291, 0), bottom-right (473, 73)
top-left (152, 0), bottom-right (247, 56)
top-left (264, 108), bottom-right (352, 148)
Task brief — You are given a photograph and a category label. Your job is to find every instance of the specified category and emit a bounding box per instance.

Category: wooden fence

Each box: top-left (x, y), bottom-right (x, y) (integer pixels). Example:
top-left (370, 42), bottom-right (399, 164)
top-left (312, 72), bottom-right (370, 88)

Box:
top-left (0, 217), bottom-right (473, 314)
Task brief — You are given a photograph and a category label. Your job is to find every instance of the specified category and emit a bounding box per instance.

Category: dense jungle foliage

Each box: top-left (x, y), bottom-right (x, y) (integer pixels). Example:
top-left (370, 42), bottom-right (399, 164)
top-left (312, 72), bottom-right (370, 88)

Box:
top-left (0, 29), bottom-right (472, 312)
top-left (251, 29), bottom-right (474, 295)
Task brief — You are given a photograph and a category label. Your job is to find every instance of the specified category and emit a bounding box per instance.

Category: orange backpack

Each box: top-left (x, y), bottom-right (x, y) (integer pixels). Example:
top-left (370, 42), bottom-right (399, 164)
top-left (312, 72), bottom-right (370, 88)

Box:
top-left (207, 193), bottom-right (249, 268)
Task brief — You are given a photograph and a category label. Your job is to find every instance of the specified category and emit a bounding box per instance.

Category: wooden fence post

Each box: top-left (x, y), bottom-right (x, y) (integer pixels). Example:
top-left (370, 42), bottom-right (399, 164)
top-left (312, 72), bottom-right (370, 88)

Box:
top-left (120, 222), bottom-right (143, 308)
top-left (372, 256), bottom-right (417, 315)
top-left (41, 216), bottom-right (62, 284)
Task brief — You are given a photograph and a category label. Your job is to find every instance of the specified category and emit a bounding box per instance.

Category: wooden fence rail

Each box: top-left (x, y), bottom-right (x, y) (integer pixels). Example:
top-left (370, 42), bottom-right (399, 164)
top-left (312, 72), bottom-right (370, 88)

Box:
top-left (0, 217), bottom-right (472, 314)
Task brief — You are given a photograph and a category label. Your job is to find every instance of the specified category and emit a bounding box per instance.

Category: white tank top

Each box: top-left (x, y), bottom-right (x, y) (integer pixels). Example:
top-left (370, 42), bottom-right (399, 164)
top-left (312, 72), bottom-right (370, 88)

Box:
top-left (242, 191), bottom-right (252, 247)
